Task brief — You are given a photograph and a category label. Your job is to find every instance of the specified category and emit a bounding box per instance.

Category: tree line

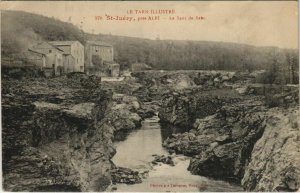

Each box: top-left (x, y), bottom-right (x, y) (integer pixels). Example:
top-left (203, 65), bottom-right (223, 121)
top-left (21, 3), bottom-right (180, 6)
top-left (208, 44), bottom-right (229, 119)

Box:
top-left (2, 10), bottom-right (298, 84)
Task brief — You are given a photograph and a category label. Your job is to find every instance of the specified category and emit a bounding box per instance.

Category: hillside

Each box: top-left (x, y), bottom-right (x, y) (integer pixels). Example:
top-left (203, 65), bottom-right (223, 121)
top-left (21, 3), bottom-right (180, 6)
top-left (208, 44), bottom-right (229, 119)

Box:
top-left (88, 33), bottom-right (298, 72)
top-left (1, 10), bottom-right (298, 78)
top-left (1, 11), bottom-right (85, 60)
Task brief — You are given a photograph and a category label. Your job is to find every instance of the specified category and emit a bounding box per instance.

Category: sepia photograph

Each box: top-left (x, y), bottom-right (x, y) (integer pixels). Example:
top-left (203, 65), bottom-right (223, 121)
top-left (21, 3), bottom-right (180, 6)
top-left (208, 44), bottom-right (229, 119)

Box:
top-left (0, 1), bottom-right (299, 192)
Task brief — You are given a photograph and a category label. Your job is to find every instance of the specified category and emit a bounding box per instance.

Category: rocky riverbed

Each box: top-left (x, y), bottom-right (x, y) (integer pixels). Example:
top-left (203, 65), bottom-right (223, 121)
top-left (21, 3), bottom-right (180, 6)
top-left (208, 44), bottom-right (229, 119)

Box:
top-left (109, 116), bottom-right (243, 192)
top-left (2, 70), bottom-right (299, 192)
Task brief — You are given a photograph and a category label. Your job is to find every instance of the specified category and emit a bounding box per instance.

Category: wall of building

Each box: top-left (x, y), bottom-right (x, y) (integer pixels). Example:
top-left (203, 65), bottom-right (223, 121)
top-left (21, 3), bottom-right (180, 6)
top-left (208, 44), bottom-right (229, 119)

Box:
top-left (86, 44), bottom-right (113, 67)
top-left (90, 45), bottom-right (113, 62)
top-left (51, 42), bottom-right (84, 73)
top-left (109, 64), bottom-right (120, 77)
top-left (63, 55), bottom-right (76, 73)
top-left (32, 42), bottom-right (64, 76)
top-left (83, 42), bottom-right (120, 78)
top-left (27, 52), bottom-right (46, 68)
top-left (44, 52), bottom-right (63, 75)
top-left (70, 42), bottom-right (84, 72)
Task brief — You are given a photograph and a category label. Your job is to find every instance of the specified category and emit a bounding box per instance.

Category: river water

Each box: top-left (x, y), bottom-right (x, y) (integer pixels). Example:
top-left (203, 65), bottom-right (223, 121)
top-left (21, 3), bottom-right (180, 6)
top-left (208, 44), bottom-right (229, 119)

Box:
top-left (111, 116), bottom-right (243, 192)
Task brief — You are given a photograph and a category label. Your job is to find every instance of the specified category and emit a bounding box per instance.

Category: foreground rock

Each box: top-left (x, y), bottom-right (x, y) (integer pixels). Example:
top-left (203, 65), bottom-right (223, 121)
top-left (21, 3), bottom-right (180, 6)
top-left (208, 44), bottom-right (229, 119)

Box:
top-left (2, 75), bottom-right (142, 191)
top-left (242, 108), bottom-right (300, 191)
top-left (2, 76), bottom-right (113, 191)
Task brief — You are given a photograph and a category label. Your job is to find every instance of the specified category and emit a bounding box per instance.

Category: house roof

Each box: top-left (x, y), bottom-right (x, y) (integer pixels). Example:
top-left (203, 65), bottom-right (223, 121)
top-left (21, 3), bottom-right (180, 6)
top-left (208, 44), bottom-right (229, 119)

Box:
top-left (28, 48), bottom-right (46, 56)
top-left (87, 41), bottom-right (113, 47)
top-left (49, 41), bottom-right (82, 46)
top-left (31, 41), bottom-right (64, 53)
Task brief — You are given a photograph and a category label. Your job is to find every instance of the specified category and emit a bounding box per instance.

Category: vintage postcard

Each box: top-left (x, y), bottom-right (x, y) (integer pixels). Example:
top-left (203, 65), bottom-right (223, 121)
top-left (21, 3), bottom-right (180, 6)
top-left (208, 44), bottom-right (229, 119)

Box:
top-left (0, 1), bottom-right (299, 192)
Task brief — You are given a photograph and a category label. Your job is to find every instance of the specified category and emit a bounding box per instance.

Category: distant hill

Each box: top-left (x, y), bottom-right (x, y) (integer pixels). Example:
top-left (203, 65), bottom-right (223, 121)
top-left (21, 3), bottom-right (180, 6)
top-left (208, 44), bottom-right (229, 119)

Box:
top-left (1, 10), bottom-right (298, 75)
top-left (1, 10), bottom-right (85, 60)
top-left (88, 33), bottom-right (298, 72)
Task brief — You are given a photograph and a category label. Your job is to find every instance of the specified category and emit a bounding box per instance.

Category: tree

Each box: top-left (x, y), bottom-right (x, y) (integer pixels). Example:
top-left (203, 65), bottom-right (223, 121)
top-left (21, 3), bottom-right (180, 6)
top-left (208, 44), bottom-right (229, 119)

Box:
top-left (286, 51), bottom-right (298, 84)
top-left (264, 49), bottom-right (284, 84)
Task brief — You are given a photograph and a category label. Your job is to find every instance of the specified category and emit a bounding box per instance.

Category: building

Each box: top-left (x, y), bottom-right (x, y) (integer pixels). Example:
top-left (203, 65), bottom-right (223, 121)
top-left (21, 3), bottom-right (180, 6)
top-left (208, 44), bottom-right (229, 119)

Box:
top-left (131, 62), bottom-right (152, 72)
top-left (85, 41), bottom-right (114, 66)
top-left (26, 49), bottom-right (46, 68)
top-left (85, 41), bottom-right (119, 77)
top-left (49, 41), bottom-right (84, 73)
top-left (29, 42), bottom-right (64, 76)
top-left (107, 63), bottom-right (120, 77)
top-left (62, 54), bottom-right (76, 74)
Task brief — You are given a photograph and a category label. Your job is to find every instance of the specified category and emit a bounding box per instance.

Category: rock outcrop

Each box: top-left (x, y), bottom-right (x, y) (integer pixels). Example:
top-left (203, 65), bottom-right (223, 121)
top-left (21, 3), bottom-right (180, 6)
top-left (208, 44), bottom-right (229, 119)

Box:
top-left (163, 98), bottom-right (267, 181)
top-left (159, 84), bottom-right (300, 191)
top-left (109, 93), bottom-right (142, 141)
top-left (132, 70), bottom-right (238, 92)
top-left (159, 88), bottom-right (242, 129)
top-left (3, 71), bottom-right (299, 192)
top-left (2, 75), bottom-right (143, 191)
top-left (242, 108), bottom-right (300, 191)
top-left (2, 76), bottom-right (114, 191)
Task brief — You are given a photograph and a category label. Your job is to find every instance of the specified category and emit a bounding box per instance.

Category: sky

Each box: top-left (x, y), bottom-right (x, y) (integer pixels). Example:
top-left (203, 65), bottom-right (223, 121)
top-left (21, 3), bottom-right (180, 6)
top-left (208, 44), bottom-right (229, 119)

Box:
top-left (1, 1), bottom-right (298, 49)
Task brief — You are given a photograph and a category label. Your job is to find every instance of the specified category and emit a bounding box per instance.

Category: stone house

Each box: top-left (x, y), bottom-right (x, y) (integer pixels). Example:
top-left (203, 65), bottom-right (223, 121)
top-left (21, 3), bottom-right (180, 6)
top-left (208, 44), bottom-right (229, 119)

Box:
top-left (29, 42), bottom-right (64, 76)
top-left (85, 41), bottom-right (114, 65)
top-left (85, 41), bottom-right (119, 77)
top-left (49, 41), bottom-right (84, 73)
